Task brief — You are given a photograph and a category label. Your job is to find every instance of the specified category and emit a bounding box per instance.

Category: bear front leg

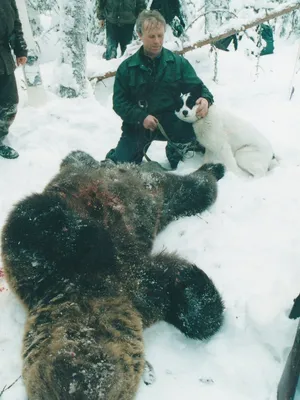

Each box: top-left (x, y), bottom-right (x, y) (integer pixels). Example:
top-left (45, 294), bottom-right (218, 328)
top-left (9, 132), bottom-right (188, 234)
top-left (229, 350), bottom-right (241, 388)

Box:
top-left (1, 192), bottom-right (116, 309)
top-left (159, 166), bottom-right (223, 227)
top-left (128, 252), bottom-right (224, 341)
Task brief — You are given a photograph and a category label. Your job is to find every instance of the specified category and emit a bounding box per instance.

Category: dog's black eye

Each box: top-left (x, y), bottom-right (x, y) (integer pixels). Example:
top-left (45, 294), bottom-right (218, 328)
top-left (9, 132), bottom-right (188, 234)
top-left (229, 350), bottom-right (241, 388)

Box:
top-left (175, 99), bottom-right (183, 111)
top-left (186, 95), bottom-right (196, 110)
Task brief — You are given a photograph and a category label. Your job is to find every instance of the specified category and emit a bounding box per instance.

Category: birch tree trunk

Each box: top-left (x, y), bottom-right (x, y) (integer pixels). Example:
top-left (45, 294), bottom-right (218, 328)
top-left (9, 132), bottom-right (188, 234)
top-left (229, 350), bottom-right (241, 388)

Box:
top-left (59, 0), bottom-right (88, 98)
top-left (16, 0), bottom-right (47, 106)
top-left (26, 0), bottom-right (42, 37)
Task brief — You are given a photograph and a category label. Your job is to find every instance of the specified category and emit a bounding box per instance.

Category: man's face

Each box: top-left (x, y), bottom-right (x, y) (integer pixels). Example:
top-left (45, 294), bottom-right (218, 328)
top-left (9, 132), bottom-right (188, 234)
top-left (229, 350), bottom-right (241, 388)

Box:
top-left (139, 22), bottom-right (165, 58)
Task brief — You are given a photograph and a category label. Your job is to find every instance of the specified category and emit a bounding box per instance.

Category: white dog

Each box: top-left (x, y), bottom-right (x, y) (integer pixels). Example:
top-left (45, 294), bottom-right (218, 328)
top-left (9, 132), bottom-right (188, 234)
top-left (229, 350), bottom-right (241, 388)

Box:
top-left (175, 91), bottom-right (276, 177)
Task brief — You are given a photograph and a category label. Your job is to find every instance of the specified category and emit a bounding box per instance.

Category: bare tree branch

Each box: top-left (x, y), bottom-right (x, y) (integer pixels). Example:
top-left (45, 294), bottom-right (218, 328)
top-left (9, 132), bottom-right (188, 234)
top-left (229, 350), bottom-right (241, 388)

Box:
top-left (90, 1), bottom-right (300, 82)
top-left (0, 376), bottom-right (21, 398)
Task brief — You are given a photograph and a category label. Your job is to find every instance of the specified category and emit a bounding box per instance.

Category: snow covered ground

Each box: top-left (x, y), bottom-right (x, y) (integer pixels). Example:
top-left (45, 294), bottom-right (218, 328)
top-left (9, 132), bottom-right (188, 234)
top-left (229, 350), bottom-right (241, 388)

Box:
top-left (0, 33), bottom-right (300, 399)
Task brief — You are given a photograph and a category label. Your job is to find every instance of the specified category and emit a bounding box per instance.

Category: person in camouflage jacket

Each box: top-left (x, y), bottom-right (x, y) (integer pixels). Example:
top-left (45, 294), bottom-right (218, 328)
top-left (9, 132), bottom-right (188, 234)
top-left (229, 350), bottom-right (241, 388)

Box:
top-left (0, 0), bottom-right (27, 159)
top-left (105, 10), bottom-right (214, 169)
top-left (97, 0), bottom-right (146, 60)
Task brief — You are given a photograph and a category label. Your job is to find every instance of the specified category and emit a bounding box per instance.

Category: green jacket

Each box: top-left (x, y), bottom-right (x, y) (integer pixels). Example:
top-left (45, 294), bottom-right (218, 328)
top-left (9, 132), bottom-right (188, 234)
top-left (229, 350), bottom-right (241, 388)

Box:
top-left (97, 0), bottom-right (146, 25)
top-left (258, 24), bottom-right (274, 55)
top-left (113, 47), bottom-right (214, 126)
top-left (258, 24), bottom-right (274, 43)
top-left (0, 0), bottom-right (27, 75)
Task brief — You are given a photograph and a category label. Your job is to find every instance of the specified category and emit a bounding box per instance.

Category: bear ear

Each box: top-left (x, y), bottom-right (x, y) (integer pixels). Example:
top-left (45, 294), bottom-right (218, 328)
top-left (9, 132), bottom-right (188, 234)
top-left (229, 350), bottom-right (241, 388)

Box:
top-left (60, 150), bottom-right (99, 170)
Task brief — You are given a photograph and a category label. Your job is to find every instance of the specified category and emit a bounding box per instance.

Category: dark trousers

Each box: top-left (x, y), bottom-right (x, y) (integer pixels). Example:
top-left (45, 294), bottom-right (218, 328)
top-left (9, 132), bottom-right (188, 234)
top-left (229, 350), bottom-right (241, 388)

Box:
top-left (0, 73), bottom-right (18, 140)
top-left (105, 22), bottom-right (135, 60)
top-left (106, 112), bottom-right (196, 164)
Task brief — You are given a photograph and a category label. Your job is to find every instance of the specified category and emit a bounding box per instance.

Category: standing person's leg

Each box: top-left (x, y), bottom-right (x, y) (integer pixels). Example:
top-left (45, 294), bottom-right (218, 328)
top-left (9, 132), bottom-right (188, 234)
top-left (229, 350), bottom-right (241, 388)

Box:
top-left (119, 24), bottom-right (135, 56)
top-left (0, 73), bottom-right (19, 159)
top-left (104, 21), bottom-right (118, 60)
top-left (106, 126), bottom-right (152, 164)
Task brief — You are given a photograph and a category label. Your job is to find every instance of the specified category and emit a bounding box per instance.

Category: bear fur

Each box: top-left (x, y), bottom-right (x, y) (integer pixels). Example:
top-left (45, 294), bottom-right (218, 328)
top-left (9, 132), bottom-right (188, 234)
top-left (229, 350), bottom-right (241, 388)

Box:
top-left (1, 151), bottom-right (225, 400)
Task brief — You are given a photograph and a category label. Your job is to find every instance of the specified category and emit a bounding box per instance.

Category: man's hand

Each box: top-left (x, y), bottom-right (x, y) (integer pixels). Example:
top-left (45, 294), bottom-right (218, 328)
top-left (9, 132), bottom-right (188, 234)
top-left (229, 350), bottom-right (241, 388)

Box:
top-left (143, 115), bottom-right (158, 131)
top-left (16, 57), bottom-right (27, 66)
top-left (195, 97), bottom-right (209, 118)
top-left (98, 19), bottom-right (105, 28)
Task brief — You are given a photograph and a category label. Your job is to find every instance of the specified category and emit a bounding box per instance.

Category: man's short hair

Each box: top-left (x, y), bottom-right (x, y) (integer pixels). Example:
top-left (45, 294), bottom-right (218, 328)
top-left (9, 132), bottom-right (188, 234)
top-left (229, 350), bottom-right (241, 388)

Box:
top-left (136, 10), bottom-right (166, 35)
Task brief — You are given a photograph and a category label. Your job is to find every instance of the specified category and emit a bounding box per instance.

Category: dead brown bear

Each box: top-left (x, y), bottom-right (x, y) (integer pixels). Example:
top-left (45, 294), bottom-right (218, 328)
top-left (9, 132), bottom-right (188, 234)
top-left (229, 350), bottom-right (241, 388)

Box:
top-left (1, 151), bottom-right (225, 399)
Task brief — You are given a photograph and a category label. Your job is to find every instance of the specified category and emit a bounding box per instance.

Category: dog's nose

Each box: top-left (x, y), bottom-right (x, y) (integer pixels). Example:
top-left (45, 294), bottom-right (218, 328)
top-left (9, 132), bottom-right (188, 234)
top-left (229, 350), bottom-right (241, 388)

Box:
top-left (182, 110), bottom-right (188, 117)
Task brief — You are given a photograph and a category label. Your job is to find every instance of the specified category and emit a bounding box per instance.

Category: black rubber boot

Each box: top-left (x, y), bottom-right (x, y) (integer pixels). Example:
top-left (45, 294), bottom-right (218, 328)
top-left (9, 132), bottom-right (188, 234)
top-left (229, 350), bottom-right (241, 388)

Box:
top-left (0, 104), bottom-right (19, 159)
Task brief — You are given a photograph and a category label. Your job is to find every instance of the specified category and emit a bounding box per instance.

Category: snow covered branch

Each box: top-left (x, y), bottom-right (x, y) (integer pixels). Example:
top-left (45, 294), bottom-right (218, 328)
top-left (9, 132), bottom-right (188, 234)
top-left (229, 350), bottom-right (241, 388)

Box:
top-left (177, 1), bottom-right (300, 55)
top-left (90, 1), bottom-right (300, 82)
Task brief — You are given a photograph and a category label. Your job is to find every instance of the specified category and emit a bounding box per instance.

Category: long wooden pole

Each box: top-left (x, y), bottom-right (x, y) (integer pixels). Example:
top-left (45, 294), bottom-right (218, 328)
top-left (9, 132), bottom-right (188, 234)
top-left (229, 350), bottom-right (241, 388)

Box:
top-left (90, 1), bottom-right (300, 82)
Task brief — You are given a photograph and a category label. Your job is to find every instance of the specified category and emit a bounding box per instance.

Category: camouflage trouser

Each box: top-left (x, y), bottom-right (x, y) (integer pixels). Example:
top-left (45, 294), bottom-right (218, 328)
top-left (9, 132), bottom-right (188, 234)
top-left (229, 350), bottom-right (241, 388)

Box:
top-left (0, 104), bottom-right (17, 140)
top-left (104, 22), bottom-right (135, 60)
top-left (0, 73), bottom-right (18, 141)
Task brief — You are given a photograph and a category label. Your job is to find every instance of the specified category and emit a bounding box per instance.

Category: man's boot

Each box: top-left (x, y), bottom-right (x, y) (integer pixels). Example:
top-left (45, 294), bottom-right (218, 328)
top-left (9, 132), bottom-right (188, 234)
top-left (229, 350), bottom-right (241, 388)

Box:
top-left (165, 139), bottom-right (205, 169)
top-left (103, 46), bottom-right (117, 60)
top-left (0, 105), bottom-right (19, 159)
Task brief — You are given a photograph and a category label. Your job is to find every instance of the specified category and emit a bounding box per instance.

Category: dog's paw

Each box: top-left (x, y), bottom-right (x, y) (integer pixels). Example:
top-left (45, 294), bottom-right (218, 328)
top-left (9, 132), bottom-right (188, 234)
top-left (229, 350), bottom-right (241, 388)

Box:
top-left (143, 360), bottom-right (156, 385)
top-left (200, 163), bottom-right (226, 180)
top-left (166, 264), bottom-right (224, 340)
